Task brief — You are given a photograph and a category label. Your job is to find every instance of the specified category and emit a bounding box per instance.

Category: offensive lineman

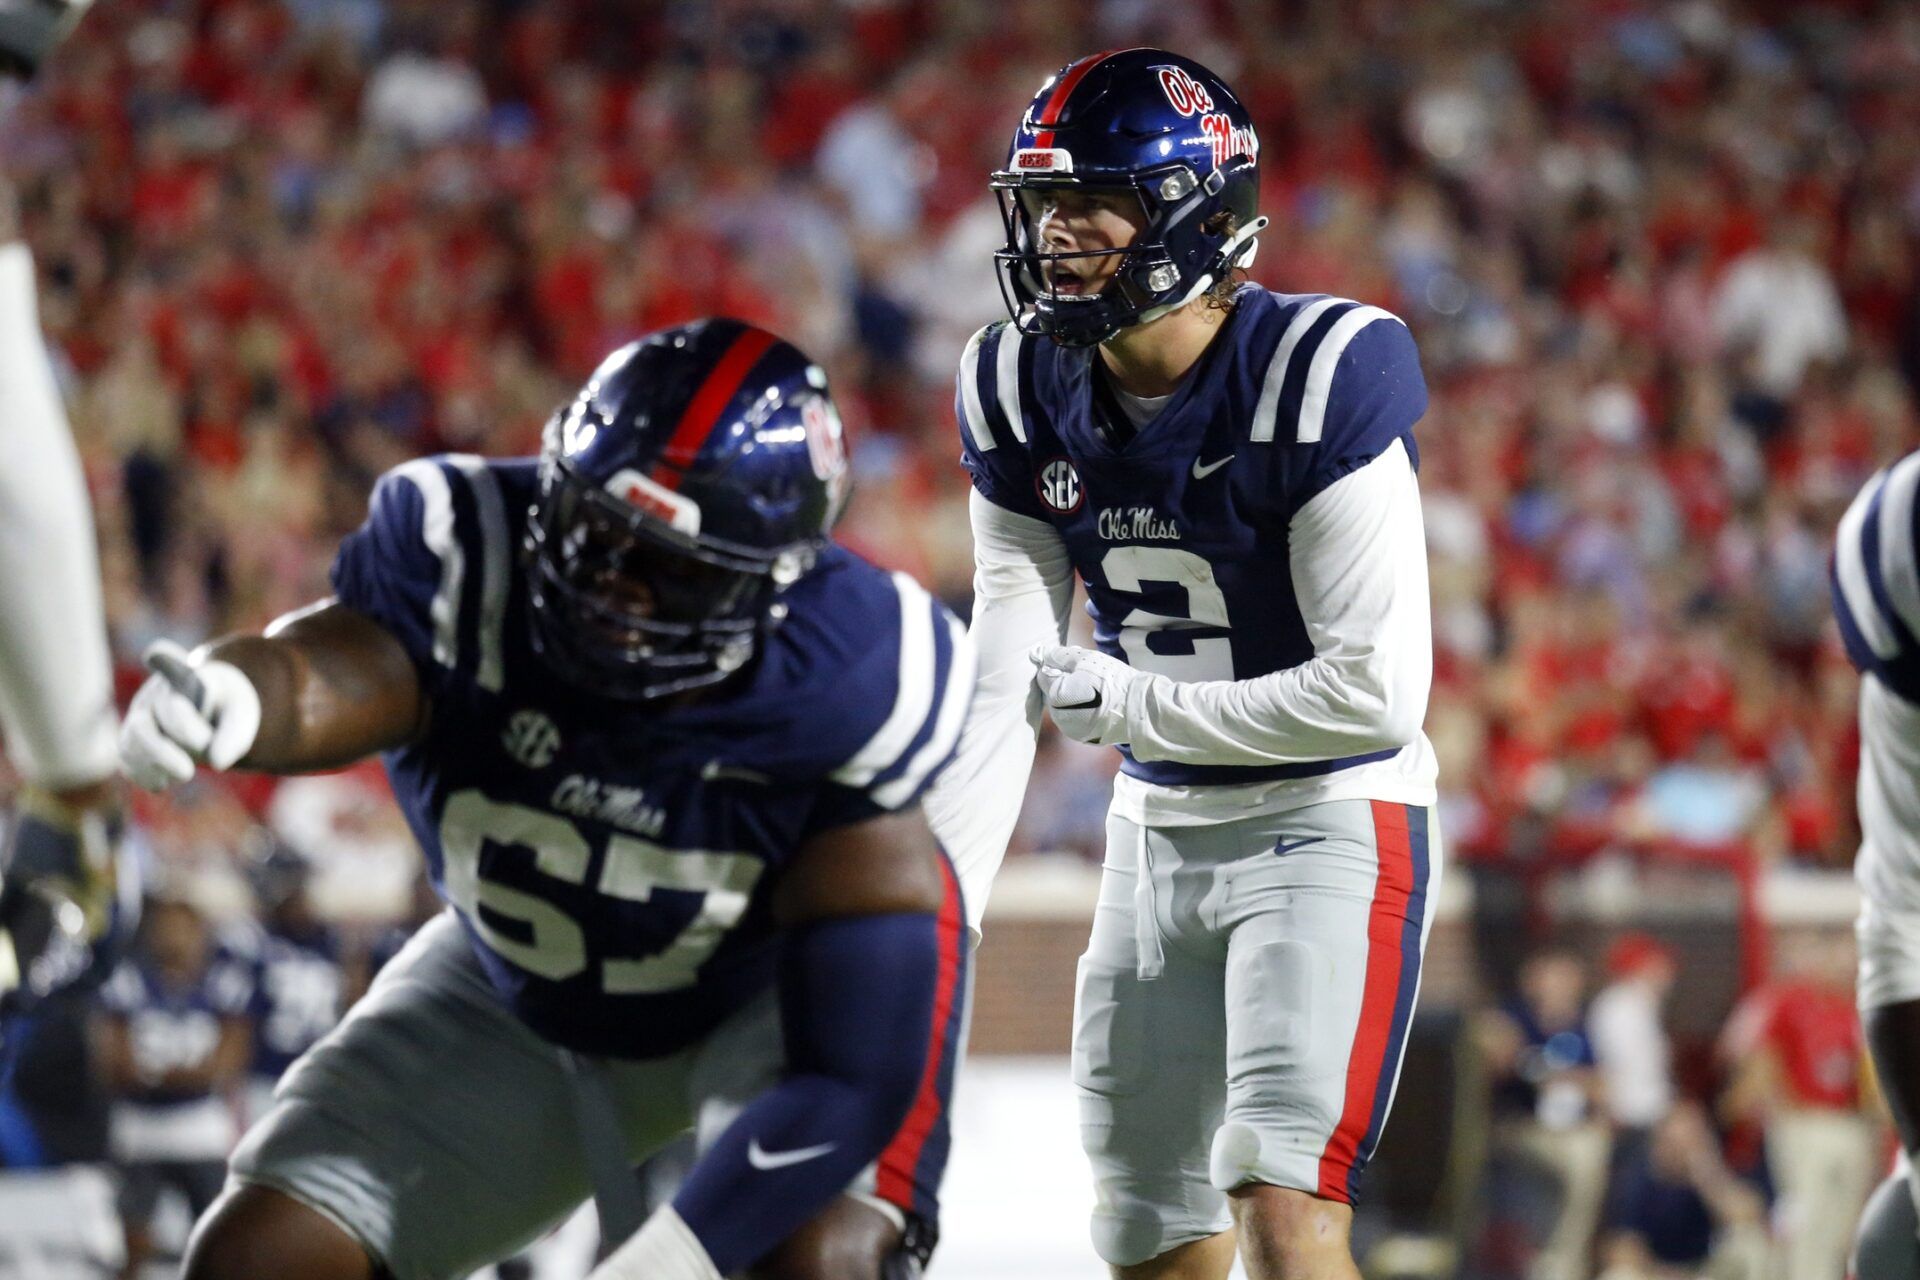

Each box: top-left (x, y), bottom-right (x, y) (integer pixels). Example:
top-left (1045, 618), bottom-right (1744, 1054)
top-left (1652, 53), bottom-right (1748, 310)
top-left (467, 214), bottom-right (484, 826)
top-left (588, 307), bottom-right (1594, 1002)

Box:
top-left (119, 322), bottom-right (973, 1280)
top-left (0, 0), bottom-right (134, 1057)
top-left (923, 50), bottom-right (1439, 1279)
top-left (1831, 453), bottom-right (1920, 1277)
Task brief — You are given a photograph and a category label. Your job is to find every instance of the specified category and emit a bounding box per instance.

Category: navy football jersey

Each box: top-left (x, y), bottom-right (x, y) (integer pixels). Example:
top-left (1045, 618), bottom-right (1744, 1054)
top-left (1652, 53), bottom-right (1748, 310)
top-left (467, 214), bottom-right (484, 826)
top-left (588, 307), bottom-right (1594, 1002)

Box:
top-left (958, 285), bottom-right (1427, 788)
top-left (99, 947), bottom-right (253, 1106)
top-left (330, 457), bottom-right (972, 1059)
top-left (1833, 450), bottom-right (1920, 703)
top-left (243, 924), bottom-right (345, 1080)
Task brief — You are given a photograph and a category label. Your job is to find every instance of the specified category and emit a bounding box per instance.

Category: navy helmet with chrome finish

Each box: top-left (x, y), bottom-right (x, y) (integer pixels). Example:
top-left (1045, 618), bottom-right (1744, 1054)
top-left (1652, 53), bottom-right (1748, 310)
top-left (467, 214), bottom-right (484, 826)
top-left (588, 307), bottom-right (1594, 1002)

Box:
top-left (526, 319), bottom-right (851, 701)
top-left (992, 48), bottom-right (1268, 348)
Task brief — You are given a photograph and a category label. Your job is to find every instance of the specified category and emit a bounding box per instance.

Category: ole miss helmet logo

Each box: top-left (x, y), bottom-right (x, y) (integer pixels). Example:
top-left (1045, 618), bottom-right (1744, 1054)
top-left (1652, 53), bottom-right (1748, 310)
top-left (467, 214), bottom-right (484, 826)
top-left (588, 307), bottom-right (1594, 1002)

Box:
top-left (801, 395), bottom-right (852, 520)
top-left (1158, 64), bottom-right (1258, 168)
top-left (1158, 66), bottom-right (1215, 117)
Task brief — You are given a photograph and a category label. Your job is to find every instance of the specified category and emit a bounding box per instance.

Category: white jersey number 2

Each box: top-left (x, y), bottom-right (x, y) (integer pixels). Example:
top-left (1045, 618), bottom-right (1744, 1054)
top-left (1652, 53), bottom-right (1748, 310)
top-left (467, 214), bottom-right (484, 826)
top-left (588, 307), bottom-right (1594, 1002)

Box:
top-left (1100, 545), bottom-right (1235, 681)
top-left (437, 789), bottom-right (764, 995)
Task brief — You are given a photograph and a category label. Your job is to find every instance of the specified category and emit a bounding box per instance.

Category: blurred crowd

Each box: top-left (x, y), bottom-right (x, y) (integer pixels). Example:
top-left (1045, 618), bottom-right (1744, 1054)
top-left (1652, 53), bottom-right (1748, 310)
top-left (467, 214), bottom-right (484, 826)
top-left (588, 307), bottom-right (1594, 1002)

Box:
top-left (1474, 930), bottom-right (1879, 1280)
top-left (0, 0), bottom-right (1907, 880)
top-left (0, 0), bottom-right (1916, 1273)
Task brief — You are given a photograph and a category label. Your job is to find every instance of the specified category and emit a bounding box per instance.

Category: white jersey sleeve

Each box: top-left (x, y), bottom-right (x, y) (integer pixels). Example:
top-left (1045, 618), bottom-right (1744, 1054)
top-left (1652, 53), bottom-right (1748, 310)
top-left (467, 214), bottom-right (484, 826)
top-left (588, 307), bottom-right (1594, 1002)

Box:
top-left (921, 489), bottom-right (1074, 933)
top-left (0, 242), bottom-right (116, 788)
top-left (1125, 439), bottom-right (1431, 766)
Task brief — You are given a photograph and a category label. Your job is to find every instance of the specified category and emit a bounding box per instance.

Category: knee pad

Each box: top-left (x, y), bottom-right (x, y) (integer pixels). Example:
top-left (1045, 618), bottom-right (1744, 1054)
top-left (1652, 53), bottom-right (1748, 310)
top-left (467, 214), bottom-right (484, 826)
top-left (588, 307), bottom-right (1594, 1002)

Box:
top-left (1210, 1121), bottom-right (1267, 1193)
top-left (1090, 1209), bottom-right (1171, 1269)
top-left (1853, 1169), bottom-right (1920, 1280)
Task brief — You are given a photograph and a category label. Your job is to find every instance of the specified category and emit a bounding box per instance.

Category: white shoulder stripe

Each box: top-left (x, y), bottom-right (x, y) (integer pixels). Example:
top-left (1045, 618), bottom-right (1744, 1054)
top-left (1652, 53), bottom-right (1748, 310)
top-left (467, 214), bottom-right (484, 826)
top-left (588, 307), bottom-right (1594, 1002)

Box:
top-left (994, 327), bottom-right (1027, 444)
top-left (1877, 453), bottom-right (1920, 642)
top-left (1251, 297), bottom-right (1345, 443)
top-left (1296, 305), bottom-right (1402, 444)
top-left (831, 573), bottom-right (937, 788)
top-left (874, 613), bottom-right (976, 809)
top-left (1838, 469), bottom-right (1900, 660)
top-left (958, 328), bottom-right (995, 454)
top-left (447, 455), bottom-right (509, 692)
top-left (392, 459), bottom-right (463, 671)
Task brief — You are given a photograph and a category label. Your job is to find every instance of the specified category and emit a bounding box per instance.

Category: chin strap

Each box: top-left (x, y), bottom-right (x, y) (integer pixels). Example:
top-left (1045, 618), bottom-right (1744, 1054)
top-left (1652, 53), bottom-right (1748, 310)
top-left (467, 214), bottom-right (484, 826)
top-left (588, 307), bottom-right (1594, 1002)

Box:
top-left (1134, 215), bottom-right (1271, 326)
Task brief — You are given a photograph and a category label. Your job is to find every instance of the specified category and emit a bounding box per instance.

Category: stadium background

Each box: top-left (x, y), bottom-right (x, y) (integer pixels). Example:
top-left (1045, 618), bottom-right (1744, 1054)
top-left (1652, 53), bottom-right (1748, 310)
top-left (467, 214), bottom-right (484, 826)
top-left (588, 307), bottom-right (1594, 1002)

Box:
top-left (0, 0), bottom-right (1915, 1276)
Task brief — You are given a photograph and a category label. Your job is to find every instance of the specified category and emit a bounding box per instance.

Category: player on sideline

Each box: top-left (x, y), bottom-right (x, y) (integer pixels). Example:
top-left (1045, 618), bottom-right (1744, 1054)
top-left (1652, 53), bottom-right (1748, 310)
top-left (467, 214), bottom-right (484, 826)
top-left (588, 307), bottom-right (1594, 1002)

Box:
top-left (119, 321), bottom-right (974, 1280)
top-left (923, 49), bottom-right (1440, 1279)
top-left (0, 0), bottom-right (134, 1053)
top-left (1831, 453), bottom-right (1920, 1278)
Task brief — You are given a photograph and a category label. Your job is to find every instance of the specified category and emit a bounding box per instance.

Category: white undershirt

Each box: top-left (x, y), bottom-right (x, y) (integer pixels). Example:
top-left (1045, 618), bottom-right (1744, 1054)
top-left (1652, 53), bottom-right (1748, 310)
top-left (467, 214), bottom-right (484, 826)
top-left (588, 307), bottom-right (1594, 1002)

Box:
top-left (923, 440), bottom-right (1439, 929)
top-left (1112, 386), bottom-right (1172, 429)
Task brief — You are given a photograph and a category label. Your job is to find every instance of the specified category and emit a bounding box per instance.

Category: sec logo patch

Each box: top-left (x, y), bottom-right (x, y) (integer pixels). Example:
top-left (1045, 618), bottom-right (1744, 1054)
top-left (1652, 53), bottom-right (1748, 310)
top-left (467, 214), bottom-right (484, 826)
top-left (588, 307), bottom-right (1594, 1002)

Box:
top-left (1037, 458), bottom-right (1084, 514)
top-left (502, 709), bottom-right (561, 769)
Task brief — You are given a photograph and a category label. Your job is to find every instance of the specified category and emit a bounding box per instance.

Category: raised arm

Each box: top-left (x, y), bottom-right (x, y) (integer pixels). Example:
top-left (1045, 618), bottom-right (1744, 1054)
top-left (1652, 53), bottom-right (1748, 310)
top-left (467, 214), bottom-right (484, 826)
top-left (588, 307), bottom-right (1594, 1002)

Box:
top-left (120, 601), bottom-right (427, 789)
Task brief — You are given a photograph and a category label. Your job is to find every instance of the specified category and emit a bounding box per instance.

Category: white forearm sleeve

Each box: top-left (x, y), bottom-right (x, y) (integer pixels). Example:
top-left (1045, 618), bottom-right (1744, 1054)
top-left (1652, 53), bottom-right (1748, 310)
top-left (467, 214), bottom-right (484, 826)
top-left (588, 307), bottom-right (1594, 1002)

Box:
top-left (923, 489), bottom-right (1074, 930)
top-left (1127, 440), bottom-right (1431, 766)
top-left (0, 242), bottom-right (117, 787)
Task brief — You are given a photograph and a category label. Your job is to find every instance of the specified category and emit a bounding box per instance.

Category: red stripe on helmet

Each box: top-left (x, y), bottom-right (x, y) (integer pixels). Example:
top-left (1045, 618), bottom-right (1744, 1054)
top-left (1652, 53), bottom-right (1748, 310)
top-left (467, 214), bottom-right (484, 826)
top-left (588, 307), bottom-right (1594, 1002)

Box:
top-left (1031, 49), bottom-right (1122, 149)
top-left (650, 326), bottom-right (780, 490)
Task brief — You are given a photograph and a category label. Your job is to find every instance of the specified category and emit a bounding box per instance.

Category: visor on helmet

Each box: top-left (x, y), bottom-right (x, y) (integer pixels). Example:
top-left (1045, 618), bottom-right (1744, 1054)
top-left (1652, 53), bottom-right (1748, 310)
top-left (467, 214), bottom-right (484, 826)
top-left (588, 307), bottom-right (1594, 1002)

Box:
top-left (990, 165), bottom-right (1226, 347)
top-left (525, 457), bottom-right (809, 701)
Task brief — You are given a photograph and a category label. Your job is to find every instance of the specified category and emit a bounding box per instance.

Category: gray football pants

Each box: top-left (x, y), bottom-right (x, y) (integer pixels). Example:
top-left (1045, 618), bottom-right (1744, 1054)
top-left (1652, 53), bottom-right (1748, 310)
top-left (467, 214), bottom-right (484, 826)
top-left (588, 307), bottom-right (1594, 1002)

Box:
top-left (1074, 799), bottom-right (1440, 1267)
top-left (228, 912), bottom-right (914, 1280)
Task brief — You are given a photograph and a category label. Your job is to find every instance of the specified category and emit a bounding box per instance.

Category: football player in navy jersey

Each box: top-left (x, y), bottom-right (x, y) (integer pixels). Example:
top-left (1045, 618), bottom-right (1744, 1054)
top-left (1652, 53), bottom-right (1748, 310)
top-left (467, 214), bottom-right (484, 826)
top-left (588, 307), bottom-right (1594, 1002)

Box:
top-left (1830, 453), bottom-right (1920, 1278)
top-left (923, 50), bottom-right (1439, 1279)
top-left (96, 886), bottom-right (255, 1279)
top-left (118, 320), bottom-right (974, 1280)
top-left (237, 844), bottom-right (344, 1121)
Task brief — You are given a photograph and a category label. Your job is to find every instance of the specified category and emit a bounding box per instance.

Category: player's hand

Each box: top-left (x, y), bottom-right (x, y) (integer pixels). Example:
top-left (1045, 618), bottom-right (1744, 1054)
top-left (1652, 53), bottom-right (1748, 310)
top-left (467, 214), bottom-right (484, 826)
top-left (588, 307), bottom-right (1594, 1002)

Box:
top-left (1030, 644), bottom-right (1140, 747)
top-left (119, 640), bottom-right (262, 790)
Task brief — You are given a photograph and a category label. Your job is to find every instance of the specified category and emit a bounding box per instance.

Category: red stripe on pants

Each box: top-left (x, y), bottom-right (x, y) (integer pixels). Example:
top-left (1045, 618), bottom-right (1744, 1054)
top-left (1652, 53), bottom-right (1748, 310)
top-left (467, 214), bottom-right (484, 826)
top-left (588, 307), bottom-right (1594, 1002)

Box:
top-left (874, 857), bottom-right (963, 1209)
top-left (1315, 800), bottom-right (1415, 1200)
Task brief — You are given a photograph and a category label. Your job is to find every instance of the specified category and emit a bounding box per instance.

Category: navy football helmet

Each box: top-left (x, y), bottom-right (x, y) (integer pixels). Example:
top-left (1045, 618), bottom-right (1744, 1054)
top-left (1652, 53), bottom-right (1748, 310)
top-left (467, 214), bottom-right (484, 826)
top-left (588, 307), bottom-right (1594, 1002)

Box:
top-left (992, 48), bottom-right (1268, 347)
top-left (526, 320), bottom-right (851, 701)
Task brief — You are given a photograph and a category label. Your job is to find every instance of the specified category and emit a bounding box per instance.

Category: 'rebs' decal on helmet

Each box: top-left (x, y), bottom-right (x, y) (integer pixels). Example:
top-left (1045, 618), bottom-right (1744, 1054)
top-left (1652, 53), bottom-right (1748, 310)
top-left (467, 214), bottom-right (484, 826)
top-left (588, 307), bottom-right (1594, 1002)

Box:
top-left (604, 468), bottom-right (702, 536)
top-left (1013, 147), bottom-right (1074, 173)
top-left (990, 48), bottom-right (1271, 348)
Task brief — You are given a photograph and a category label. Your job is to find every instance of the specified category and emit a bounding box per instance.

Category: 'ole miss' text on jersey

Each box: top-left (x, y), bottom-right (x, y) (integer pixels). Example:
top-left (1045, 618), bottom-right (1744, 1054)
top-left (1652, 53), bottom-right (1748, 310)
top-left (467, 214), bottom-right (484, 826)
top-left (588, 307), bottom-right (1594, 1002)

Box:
top-left (958, 284), bottom-right (1428, 789)
top-left (329, 456), bottom-right (973, 1061)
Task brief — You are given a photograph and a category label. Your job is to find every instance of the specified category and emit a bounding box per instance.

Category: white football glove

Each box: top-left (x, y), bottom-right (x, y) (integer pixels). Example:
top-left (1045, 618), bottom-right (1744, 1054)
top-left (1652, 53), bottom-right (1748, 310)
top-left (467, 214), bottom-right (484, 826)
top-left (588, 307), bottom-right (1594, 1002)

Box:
top-left (1029, 644), bottom-right (1144, 747)
top-left (119, 640), bottom-right (262, 791)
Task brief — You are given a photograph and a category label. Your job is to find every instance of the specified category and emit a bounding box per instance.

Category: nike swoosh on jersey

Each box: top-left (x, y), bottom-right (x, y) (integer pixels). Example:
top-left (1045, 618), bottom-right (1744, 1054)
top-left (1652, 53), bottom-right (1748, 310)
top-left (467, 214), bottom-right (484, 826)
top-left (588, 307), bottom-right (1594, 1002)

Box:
top-left (1273, 837), bottom-right (1323, 857)
top-left (1054, 695), bottom-right (1102, 711)
top-left (747, 1138), bottom-right (838, 1171)
top-left (1191, 453), bottom-right (1235, 480)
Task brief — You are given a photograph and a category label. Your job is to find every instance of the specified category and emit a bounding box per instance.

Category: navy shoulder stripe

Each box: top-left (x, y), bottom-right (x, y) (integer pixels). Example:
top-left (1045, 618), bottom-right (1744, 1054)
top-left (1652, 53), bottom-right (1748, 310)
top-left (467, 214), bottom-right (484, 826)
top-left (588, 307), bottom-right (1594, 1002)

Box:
top-left (337, 455), bottom-right (513, 694)
top-left (957, 323), bottom-right (1029, 453)
top-left (1250, 297), bottom-right (1408, 445)
top-left (1834, 452), bottom-right (1920, 701)
top-left (828, 571), bottom-right (976, 809)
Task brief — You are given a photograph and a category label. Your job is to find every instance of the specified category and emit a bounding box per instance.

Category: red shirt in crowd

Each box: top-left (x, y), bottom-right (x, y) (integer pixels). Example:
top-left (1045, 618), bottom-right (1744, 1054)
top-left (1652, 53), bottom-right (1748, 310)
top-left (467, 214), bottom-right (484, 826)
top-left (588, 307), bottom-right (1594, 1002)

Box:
top-left (1731, 979), bottom-right (1863, 1110)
